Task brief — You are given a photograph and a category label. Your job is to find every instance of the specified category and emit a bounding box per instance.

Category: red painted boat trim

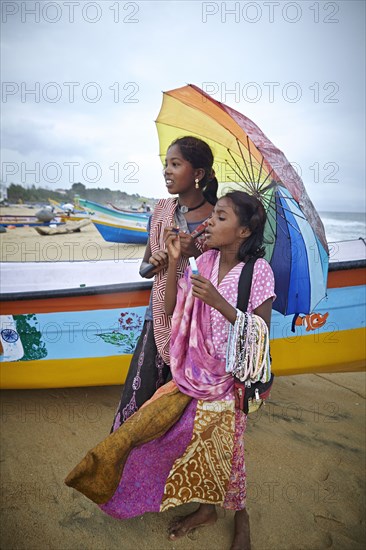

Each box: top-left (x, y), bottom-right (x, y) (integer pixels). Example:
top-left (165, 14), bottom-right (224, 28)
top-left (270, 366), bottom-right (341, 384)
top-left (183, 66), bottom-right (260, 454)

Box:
top-left (327, 267), bottom-right (365, 288)
top-left (0, 267), bottom-right (364, 315)
top-left (0, 289), bottom-right (151, 315)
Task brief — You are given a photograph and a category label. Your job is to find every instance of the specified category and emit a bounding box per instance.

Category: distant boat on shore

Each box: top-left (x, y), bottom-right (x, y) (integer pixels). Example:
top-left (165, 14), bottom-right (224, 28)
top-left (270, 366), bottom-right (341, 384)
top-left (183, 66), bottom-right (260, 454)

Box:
top-left (92, 217), bottom-right (148, 244)
top-left (0, 214), bottom-right (64, 228)
top-left (73, 199), bottom-right (150, 244)
top-left (34, 219), bottom-right (91, 236)
top-left (78, 199), bottom-right (150, 223)
top-left (107, 203), bottom-right (152, 215)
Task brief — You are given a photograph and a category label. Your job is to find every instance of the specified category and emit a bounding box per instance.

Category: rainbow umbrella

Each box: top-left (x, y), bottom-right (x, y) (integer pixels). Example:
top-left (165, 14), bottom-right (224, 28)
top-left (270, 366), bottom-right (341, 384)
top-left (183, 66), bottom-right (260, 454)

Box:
top-left (155, 84), bottom-right (329, 316)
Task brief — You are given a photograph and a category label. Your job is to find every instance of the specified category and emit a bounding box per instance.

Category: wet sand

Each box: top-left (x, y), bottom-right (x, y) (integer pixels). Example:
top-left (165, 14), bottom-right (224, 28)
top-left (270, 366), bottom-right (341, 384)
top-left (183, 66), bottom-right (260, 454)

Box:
top-left (1, 206), bottom-right (365, 549)
top-left (0, 373), bottom-right (365, 550)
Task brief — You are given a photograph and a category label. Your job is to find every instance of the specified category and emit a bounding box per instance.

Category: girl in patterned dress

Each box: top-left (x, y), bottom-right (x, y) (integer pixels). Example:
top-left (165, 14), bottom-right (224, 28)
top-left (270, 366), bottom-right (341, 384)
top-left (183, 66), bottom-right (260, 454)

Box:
top-left (65, 191), bottom-right (275, 550)
top-left (112, 136), bottom-right (218, 429)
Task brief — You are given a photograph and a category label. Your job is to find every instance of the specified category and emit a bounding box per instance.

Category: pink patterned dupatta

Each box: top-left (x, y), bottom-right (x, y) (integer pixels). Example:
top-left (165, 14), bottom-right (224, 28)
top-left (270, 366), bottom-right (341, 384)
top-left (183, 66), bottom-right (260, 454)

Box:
top-left (150, 198), bottom-right (207, 365)
top-left (170, 250), bottom-right (234, 400)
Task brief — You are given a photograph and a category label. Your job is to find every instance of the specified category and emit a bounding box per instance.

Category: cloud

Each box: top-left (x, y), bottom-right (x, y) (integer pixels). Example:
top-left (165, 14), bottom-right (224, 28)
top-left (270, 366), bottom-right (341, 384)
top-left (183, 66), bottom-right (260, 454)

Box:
top-left (1, 1), bottom-right (364, 211)
top-left (2, 110), bottom-right (99, 157)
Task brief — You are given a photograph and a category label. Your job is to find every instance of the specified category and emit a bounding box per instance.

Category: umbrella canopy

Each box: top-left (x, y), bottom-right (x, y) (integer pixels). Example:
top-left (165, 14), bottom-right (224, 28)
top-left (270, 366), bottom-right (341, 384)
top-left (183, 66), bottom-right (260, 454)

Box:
top-left (155, 84), bottom-right (329, 316)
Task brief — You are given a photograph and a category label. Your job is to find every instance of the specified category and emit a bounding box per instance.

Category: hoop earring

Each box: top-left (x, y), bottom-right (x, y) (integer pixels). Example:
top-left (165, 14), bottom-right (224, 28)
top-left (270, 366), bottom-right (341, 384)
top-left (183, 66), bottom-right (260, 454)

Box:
top-left (195, 178), bottom-right (200, 189)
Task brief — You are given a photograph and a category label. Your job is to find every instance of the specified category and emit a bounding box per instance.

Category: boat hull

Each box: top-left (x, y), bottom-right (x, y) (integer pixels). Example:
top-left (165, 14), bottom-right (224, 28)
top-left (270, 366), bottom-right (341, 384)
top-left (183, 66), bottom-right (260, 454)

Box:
top-left (79, 199), bottom-right (150, 223)
top-left (92, 219), bottom-right (148, 244)
top-left (1, 332), bottom-right (364, 390)
top-left (0, 215), bottom-right (64, 228)
top-left (0, 260), bottom-right (365, 389)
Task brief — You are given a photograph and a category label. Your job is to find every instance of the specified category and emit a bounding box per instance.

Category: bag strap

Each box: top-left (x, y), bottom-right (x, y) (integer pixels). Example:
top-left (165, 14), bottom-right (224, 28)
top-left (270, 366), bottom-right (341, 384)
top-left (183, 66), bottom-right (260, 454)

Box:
top-left (236, 256), bottom-right (256, 313)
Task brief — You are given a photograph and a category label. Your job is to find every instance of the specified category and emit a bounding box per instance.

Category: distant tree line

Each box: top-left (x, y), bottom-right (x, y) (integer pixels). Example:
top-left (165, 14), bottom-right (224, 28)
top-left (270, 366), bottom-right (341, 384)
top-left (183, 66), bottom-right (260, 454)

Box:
top-left (6, 182), bottom-right (150, 205)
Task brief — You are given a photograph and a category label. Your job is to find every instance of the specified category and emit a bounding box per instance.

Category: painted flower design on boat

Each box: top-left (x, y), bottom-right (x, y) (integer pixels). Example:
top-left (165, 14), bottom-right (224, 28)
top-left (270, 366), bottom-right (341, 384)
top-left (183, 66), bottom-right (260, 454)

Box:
top-left (97, 311), bottom-right (143, 353)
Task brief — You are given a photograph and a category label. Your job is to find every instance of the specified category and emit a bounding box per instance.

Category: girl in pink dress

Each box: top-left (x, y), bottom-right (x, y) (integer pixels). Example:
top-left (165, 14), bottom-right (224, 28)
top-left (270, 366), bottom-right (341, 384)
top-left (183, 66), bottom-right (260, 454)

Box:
top-left (65, 191), bottom-right (275, 550)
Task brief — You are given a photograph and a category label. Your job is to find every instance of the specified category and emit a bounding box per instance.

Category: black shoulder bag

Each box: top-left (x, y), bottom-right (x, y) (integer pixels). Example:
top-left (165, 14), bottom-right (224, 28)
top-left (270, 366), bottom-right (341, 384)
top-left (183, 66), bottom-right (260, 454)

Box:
top-left (234, 257), bottom-right (274, 414)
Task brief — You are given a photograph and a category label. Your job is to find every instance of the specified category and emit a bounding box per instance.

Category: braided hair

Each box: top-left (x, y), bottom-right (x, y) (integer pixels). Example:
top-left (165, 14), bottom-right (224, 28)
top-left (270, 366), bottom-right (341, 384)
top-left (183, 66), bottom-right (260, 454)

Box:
top-left (170, 136), bottom-right (218, 205)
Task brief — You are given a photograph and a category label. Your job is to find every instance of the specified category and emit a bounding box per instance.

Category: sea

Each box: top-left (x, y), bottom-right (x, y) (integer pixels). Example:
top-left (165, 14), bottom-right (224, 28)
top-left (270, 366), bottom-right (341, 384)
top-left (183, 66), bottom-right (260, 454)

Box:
top-left (319, 211), bottom-right (366, 243)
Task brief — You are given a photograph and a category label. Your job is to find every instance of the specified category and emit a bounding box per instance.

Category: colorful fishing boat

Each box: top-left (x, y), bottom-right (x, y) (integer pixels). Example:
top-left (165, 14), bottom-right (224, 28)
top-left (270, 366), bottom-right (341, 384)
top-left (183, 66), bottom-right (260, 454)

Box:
top-left (92, 217), bottom-right (148, 244)
top-left (0, 239), bottom-right (365, 389)
top-left (0, 215), bottom-right (65, 228)
top-left (78, 199), bottom-right (150, 223)
top-left (107, 203), bottom-right (152, 215)
top-left (48, 198), bottom-right (92, 222)
top-left (58, 211), bottom-right (94, 223)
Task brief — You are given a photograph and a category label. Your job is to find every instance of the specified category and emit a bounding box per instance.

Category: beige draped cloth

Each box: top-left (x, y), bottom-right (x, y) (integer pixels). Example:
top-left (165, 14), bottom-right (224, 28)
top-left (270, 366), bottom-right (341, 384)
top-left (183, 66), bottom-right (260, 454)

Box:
top-left (64, 383), bottom-right (191, 504)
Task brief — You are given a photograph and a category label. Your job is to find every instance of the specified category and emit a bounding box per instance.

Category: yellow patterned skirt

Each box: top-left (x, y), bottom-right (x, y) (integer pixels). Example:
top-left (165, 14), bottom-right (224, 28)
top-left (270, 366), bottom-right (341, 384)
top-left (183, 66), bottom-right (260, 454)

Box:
top-left (65, 382), bottom-right (247, 518)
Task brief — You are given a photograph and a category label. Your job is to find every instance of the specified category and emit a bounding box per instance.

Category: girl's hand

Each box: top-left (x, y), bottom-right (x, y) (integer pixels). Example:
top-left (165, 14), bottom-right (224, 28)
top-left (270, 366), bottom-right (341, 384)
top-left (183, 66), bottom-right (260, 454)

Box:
top-left (148, 250), bottom-right (168, 273)
top-left (190, 274), bottom-right (223, 308)
top-left (191, 274), bottom-right (237, 324)
top-left (178, 232), bottom-right (200, 258)
top-left (164, 227), bottom-right (181, 262)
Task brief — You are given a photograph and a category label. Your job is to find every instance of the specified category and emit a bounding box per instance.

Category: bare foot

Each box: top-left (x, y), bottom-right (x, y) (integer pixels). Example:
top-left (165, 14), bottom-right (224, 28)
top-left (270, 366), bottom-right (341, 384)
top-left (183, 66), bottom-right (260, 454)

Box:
top-left (168, 504), bottom-right (217, 540)
top-left (230, 509), bottom-right (251, 550)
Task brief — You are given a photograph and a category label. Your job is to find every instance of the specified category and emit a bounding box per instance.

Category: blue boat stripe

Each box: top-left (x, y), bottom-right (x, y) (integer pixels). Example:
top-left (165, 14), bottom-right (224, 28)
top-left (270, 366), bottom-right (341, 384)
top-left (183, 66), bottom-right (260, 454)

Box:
top-left (271, 284), bottom-right (366, 338)
top-left (93, 222), bottom-right (148, 244)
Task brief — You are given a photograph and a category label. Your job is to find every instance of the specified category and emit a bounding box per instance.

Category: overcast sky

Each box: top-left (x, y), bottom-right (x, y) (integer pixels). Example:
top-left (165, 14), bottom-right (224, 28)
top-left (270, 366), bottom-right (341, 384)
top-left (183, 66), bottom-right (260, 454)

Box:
top-left (1, 0), bottom-right (365, 211)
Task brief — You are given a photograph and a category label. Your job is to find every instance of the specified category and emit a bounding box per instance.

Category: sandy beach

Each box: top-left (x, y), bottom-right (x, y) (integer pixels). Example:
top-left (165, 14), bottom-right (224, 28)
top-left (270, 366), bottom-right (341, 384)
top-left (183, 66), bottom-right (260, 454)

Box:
top-left (1, 206), bottom-right (365, 549)
top-left (0, 206), bottom-right (146, 263)
top-left (0, 373), bottom-right (365, 550)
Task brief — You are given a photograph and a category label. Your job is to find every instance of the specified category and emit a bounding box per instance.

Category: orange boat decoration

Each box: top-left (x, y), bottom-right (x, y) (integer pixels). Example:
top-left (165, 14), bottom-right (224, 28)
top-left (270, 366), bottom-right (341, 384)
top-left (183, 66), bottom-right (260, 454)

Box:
top-left (293, 312), bottom-right (329, 332)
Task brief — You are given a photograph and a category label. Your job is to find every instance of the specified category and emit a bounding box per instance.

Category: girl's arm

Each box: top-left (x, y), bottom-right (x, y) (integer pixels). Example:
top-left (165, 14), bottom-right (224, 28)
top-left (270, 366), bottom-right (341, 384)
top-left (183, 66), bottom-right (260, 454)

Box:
top-left (164, 230), bottom-right (181, 315)
top-left (139, 239), bottom-right (154, 279)
top-left (142, 239), bottom-right (151, 263)
top-left (253, 298), bottom-right (272, 330)
top-left (139, 238), bottom-right (168, 278)
top-left (164, 258), bottom-right (179, 315)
